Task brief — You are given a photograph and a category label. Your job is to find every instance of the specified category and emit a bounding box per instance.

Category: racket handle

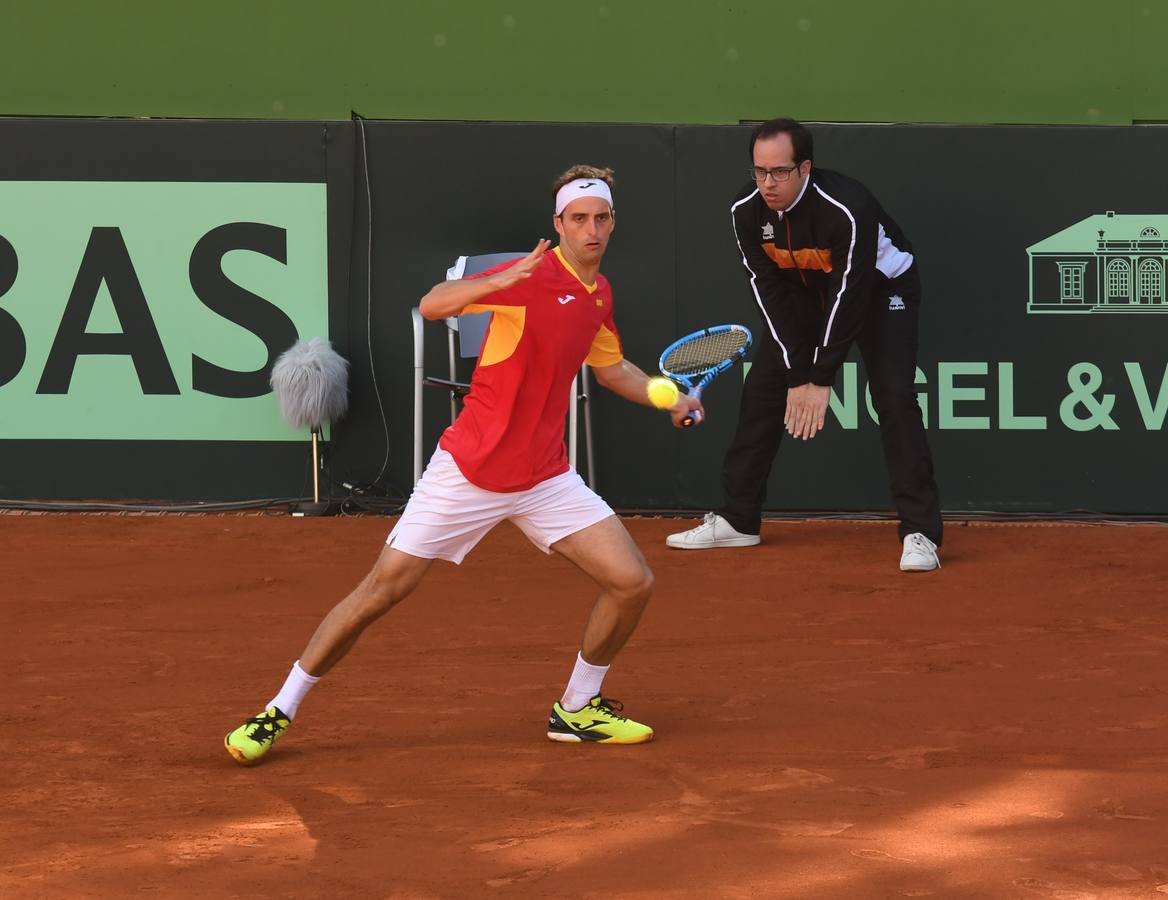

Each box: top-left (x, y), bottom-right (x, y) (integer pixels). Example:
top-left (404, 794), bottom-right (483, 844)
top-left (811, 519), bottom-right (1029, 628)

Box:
top-left (681, 386), bottom-right (704, 428)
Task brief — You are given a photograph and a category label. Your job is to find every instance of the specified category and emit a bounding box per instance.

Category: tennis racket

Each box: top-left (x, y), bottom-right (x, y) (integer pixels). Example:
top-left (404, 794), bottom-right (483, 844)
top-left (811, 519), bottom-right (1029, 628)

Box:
top-left (659, 323), bottom-right (753, 426)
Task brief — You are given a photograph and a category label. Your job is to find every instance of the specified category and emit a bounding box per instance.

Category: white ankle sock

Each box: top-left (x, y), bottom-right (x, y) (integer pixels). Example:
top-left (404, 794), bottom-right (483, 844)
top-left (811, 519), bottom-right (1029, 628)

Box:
top-left (560, 652), bottom-right (609, 712)
top-left (267, 660), bottom-right (320, 719)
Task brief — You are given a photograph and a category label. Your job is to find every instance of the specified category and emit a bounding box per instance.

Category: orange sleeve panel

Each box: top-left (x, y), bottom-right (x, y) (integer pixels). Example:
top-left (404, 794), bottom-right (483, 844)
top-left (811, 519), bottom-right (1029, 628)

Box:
top-left (464, 305), bottom-right (527, 367)
top-left (585, 322), bottom-right (623, 367)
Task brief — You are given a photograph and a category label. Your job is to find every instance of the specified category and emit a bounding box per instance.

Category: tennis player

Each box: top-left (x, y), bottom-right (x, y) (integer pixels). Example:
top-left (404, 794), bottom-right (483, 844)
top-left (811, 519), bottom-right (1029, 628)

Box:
top-left (226, 165), bottom-right (704, 764)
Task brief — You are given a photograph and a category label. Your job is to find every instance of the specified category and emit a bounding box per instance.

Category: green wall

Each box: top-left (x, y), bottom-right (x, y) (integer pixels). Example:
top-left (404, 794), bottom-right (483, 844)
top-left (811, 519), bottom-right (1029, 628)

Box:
top-left (2, 0), bottom-right (1164, 124)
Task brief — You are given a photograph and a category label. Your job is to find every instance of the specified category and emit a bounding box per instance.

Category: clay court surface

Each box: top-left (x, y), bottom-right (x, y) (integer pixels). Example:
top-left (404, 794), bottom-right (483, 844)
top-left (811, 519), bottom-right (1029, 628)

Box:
top-left (3, 514), bottom-right (1167, 899)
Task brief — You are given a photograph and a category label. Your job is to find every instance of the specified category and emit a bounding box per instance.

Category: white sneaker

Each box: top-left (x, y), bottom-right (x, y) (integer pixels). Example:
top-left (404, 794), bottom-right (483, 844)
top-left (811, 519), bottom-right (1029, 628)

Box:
top-left (900, 533), bottom-right (940, 572)
top-left (666, 513), bottom-right (761, 549)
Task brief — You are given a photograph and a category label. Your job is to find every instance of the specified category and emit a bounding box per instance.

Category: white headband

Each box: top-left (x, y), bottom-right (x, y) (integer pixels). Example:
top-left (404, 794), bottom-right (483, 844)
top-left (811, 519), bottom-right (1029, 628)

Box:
top-left (554, 178), bottom-right (614, 216)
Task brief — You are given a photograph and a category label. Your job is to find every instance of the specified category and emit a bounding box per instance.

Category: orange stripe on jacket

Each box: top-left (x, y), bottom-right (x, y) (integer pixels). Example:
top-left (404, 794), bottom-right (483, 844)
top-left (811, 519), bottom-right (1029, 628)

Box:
top-left (762, 243), bottom-right (833, 272)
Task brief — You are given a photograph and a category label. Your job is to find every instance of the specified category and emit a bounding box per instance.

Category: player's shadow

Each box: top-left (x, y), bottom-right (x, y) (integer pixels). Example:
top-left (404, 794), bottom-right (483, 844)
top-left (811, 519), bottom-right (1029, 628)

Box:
top-left (265, 774), bottom-right (466, 897)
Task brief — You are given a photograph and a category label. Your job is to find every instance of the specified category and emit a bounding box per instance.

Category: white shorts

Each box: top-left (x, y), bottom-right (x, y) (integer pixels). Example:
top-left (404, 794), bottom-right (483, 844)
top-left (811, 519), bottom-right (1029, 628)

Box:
top-left (386, 448), bottom-right (614, 564)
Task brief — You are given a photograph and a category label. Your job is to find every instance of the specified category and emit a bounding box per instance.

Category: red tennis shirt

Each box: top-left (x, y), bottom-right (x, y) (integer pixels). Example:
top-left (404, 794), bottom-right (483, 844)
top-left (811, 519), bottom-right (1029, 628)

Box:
top-left (438, 247), bottom-right (624, 492)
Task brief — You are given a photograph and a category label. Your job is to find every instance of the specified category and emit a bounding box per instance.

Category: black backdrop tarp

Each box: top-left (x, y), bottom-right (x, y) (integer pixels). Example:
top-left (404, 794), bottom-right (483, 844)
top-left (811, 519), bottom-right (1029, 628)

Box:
top-left (2, 118), bottom-right (1165, 513)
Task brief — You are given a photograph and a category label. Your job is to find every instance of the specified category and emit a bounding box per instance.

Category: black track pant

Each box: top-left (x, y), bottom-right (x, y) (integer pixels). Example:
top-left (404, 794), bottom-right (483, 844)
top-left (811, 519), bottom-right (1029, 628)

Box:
top-left (717, 271), bottom-right (942, 545)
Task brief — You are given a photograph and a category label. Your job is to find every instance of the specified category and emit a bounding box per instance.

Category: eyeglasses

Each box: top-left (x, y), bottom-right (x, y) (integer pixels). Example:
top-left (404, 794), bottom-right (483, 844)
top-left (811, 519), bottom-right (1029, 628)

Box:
top-left (749, 164), bottom-right (800, 183)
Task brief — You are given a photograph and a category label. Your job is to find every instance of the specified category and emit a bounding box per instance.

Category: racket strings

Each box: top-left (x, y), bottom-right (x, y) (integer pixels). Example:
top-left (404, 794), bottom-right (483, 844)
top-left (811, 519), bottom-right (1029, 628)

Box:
top-left (663, 331), bottom-right (749, 375)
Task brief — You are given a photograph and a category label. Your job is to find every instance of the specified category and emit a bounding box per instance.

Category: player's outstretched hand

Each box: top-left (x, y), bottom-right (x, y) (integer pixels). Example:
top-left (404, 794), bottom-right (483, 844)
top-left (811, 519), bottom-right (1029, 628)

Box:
top-left (785, 384), bottom-right (829, 439)
top-left (670, 393), bottom-right (705, 428)
top-left (488, 239), bottom-right (551, 291)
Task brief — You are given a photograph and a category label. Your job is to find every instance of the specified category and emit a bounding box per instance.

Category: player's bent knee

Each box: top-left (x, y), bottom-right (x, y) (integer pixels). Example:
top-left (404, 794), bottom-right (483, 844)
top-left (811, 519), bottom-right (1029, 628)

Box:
top-left (363, 547), bottom-right (430, 605)
top-left (355, 565), bottom-right (420, 620)
top-left (615, 567), bottom-right (655, 606)
top-left (344, 586), bottom-right (399, 627)
top-left (365, 582), bottom-right (405, 617)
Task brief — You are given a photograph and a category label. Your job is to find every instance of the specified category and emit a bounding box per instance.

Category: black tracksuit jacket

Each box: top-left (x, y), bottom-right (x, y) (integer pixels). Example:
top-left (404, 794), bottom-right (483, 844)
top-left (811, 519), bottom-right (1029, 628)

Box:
top-left (730, 168), bottom-right (917, 388)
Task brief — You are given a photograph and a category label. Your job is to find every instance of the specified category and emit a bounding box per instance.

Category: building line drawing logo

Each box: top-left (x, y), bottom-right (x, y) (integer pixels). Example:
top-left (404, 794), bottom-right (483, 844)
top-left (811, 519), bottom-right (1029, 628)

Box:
top-left (1027, 211), bottom-right (1168, 314)
top-left (888, 295), bottom-right (905, 311)
top-left (761, 222), bottom-right (775, 241)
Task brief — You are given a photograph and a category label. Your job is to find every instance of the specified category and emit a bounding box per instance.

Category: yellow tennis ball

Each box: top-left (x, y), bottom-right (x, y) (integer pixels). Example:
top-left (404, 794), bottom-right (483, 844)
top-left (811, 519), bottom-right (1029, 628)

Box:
top-left (647, 377), bottom-right (680, 409)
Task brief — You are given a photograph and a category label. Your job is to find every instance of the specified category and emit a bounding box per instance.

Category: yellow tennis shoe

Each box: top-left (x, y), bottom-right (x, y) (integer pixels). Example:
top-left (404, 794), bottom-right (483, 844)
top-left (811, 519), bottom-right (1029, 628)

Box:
top-left (225, 706), bottom-right (290, 765)
top-left (547, 696), bottom-right (654, 744)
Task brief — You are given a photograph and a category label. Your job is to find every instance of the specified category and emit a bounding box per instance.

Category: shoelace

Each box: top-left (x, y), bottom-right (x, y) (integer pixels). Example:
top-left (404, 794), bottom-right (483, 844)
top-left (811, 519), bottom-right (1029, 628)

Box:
top-left (591, 697), bottom-right (628, 721)
top-left (244, 710), bottom-right (286, 740)
top-left (698, 512), bottom-right (718, 532)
